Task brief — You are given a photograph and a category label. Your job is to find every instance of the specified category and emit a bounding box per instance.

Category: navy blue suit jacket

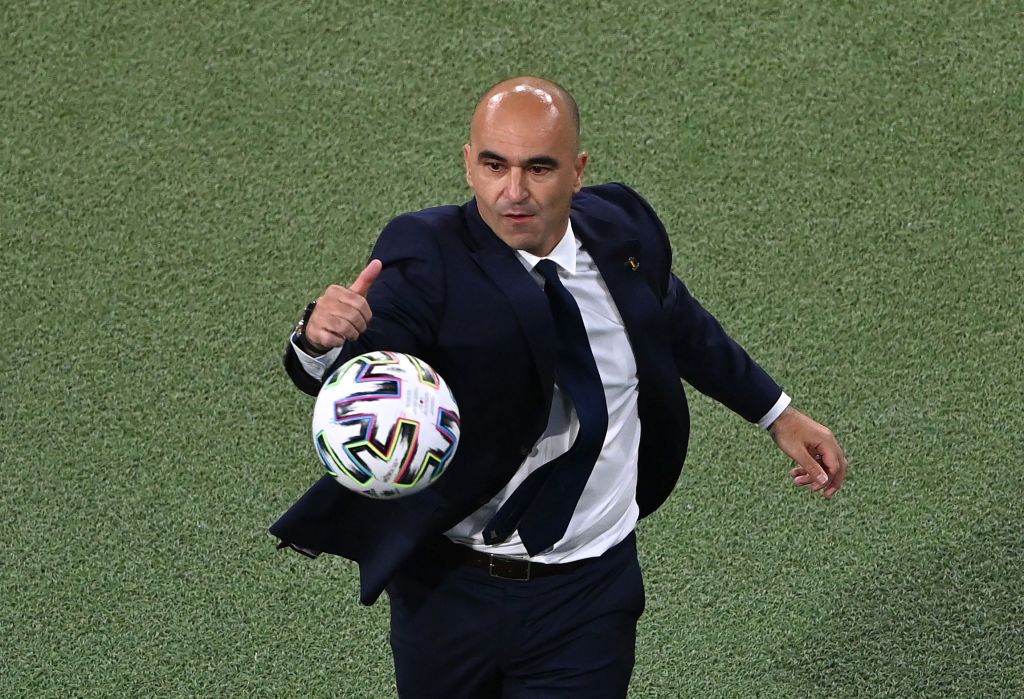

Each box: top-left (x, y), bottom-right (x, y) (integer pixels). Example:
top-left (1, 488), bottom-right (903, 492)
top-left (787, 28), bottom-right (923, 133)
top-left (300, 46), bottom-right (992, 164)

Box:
top-left (270, 183), bottom-right (782, 604)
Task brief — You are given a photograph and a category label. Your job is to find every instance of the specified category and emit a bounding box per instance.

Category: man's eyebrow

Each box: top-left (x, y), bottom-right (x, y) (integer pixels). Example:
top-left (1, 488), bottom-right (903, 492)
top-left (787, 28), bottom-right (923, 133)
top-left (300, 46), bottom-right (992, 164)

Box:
top-left (477, 151), bottom-right (562, 168)
top-left (523, 155), bottom-right (560, 168)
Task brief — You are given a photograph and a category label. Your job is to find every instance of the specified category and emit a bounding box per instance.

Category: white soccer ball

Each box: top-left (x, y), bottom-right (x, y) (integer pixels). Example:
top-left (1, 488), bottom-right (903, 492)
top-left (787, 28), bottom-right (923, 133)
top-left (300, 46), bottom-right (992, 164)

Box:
top-left (312, 351), bottom-right (461, 498)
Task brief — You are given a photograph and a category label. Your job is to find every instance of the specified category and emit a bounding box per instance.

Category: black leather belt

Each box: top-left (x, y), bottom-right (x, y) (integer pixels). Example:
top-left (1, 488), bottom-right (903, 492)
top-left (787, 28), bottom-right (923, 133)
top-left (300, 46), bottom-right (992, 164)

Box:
top-left (435, 540), bottom-right (594, 581)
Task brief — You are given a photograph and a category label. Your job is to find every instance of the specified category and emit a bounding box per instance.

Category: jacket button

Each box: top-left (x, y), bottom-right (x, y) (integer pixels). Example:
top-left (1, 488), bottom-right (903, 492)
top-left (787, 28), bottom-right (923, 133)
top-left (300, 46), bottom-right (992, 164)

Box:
top-left (519, 445), bottom-right (531, 456)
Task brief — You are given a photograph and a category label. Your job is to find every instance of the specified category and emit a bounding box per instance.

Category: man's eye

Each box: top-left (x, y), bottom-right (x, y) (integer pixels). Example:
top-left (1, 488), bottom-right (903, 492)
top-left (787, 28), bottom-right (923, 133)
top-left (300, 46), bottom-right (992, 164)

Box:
top-left (484, 162), bottom-right (504, 172)
top-left (529, 166), bottom-right (551, 176)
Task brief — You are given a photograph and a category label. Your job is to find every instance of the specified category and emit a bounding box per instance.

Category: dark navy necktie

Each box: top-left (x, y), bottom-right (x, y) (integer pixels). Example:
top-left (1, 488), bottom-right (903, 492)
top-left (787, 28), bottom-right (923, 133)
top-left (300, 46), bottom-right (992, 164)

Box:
top-left (483, 258), bottom-right (609, 555)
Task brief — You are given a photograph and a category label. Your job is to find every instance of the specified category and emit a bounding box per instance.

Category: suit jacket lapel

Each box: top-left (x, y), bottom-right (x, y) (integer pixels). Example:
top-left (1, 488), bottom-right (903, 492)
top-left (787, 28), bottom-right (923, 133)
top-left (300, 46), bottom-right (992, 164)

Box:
top-left (569, 210), bottom-right (666, 372)
top-left (463, 200), bottom-right (556, 408)
top-left (460, 198), bottom-right (669, 402)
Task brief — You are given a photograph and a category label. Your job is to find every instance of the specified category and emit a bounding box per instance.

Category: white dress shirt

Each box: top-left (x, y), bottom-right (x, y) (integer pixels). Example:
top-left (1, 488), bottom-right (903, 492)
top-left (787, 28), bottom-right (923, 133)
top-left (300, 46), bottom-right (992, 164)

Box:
top-left (292, 222), bottom-right (790, 563)
top-left (446, 224), bottom-right (642, 562)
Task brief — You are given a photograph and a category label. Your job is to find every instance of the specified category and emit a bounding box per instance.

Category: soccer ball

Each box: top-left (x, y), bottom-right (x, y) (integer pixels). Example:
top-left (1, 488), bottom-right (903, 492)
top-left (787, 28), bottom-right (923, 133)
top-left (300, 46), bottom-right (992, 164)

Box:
top-left (312, 351), bottom-right (461, 498)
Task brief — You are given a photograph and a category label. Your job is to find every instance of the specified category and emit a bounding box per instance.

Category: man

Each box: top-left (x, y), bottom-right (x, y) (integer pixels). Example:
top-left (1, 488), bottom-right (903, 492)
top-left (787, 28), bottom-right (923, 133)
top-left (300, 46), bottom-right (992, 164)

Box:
top-left (271, 77), bottom-right (847, 698)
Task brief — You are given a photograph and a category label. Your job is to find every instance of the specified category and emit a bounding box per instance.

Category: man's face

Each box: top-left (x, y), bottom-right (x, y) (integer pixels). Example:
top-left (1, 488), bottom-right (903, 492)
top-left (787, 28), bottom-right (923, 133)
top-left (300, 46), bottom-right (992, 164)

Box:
top-left (463, 90), bottom-right (587, 257)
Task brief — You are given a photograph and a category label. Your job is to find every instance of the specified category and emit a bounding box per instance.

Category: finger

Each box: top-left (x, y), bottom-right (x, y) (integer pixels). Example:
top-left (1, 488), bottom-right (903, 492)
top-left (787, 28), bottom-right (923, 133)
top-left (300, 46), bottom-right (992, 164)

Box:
top-left (774, 427), bottom-right (830, 489)
top-left (316, 315), bottom-right (364, 343)
top-left (305, 324), bottom-right (346, 350)
top-left (347, 293), bottom-right (373, 327)
top-left (822, 467), bottom-right (845, 496)
top-left (318, 288), bottom-right (373, 329)
top-left (788, 466), bottom-right (815, 487)
top-left (350, 259), bottom-right (383, 297)
top-left (798, 450), bottom-right (830, 490)
top-left (340, 317), bottom-right (367, 341)
top-left (824, 472), bottom-right (845, 497)
top-left (823, 458), bottom-right (848, 498)
top-left (323, 304), bottom-right (370, 336)
top-left (817, 444), bottom-right (848, 492)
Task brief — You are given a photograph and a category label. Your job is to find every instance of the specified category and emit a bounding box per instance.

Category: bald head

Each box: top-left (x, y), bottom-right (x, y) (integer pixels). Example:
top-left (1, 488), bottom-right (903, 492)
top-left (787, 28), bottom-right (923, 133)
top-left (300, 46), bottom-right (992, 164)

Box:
top-left (462, 76), bottom-right (589, 257)
top-left (471, 77), bottom-right (581, 151)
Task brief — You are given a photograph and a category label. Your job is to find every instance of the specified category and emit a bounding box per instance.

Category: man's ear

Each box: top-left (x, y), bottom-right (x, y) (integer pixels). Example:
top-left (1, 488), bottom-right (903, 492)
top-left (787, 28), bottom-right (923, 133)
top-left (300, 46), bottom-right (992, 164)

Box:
top-left (573, 151), bottom-right (589, 192)
top-left (462, 144), bottom-right (473, 187)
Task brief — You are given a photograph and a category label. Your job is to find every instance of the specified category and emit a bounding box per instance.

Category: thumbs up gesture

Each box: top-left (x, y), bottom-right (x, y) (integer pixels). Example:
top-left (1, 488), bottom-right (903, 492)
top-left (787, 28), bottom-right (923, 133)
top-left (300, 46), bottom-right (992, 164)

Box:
top-left (302, 260), bottom-right (382, 354)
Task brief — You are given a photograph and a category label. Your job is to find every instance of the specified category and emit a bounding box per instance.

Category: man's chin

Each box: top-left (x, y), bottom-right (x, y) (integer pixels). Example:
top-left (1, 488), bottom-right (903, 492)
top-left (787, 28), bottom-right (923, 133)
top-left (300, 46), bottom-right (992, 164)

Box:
top-left (502, 227), bottom-right (539, 245)
top-left (496, 219), bottom-right (538, 240)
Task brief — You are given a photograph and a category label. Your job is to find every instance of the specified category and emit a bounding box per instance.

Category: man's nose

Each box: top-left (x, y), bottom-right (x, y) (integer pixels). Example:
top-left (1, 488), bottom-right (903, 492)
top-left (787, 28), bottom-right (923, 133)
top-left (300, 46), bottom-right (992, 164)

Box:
top-left (505, 168), bottom-right (528, 202)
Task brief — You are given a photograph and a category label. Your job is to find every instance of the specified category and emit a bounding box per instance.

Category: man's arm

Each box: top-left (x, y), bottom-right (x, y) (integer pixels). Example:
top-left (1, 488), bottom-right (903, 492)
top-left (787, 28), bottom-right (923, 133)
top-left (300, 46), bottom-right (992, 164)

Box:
top-left (607, 181), bottom-right (848, 498)
top-left (663, 273), bottom-right (783, 422)
top-left (284, 261), bottom-right (380, 396)
top-left (300, 260), bottom-right (382, 354)
top-left (283, 214), bottom-right (446, 396)
top-left (663, 277), bottom-right (847, 497)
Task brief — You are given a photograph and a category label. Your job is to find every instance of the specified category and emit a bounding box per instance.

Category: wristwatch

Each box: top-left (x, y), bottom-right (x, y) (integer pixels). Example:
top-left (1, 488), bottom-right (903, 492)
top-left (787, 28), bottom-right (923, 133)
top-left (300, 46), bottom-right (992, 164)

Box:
top-left (293, 301), bottom-right (328, 355)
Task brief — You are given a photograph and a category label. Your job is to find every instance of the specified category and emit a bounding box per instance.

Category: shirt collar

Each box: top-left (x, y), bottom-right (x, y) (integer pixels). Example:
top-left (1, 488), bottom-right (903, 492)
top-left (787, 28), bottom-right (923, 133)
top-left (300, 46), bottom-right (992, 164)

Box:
top-left (515, 219), bottom-right (578, 275)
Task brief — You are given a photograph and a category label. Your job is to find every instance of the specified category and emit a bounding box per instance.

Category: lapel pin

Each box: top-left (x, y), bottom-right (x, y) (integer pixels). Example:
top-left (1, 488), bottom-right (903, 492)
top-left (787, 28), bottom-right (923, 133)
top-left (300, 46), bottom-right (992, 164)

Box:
top-left (625, 256), bottom-right (640, 271)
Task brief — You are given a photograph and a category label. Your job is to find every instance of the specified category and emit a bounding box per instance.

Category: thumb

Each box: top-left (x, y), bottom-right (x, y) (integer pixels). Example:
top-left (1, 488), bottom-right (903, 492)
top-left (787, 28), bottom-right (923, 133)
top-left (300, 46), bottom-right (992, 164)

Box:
top-left (350, 259), bottom-right (383, 297)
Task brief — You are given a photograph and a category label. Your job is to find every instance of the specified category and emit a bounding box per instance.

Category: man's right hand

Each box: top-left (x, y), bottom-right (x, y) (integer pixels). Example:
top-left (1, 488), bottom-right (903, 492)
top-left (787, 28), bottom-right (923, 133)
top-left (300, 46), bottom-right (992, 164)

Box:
top-left (302, 259), bottom-right (383, 354)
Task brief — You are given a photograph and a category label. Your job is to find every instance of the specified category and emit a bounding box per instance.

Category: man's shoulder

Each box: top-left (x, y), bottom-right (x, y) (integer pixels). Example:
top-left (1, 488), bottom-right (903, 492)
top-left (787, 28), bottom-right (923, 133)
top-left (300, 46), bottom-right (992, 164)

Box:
top-left (376, 203), bottom-right (470, 254)
top-left (573, 182), bottom-right (661, 224)
top-left (389, 203), bottom-right (466, 230)
top-left (577, 181), bottom-right (645, 204)
top-left (372, 204), bottom-right (471, 261)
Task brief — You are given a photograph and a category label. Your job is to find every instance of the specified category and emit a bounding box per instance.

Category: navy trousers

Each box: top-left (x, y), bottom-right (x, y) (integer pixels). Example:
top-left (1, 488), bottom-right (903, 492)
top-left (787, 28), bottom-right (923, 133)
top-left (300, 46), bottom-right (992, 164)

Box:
top-left (385, 533), bottom-right (645, 698)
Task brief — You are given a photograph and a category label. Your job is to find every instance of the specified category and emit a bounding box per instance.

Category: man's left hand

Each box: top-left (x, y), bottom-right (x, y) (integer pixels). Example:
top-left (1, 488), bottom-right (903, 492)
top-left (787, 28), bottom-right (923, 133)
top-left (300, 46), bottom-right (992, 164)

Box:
top-left (768, 406), bottom-right (847, 499)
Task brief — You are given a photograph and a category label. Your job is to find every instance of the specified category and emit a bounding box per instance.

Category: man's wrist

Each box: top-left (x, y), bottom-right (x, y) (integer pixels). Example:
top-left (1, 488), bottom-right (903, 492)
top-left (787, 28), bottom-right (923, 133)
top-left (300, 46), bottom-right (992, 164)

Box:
top-left (293, 331), bottom-right (328, 356)
top-left (294, 301), bottom-right (330, 356)
top-left (758, 392), bottom-right (792, 430)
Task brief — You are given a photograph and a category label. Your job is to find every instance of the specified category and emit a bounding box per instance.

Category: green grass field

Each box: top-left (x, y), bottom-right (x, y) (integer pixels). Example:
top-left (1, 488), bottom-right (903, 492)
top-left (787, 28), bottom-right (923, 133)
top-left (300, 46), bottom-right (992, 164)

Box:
top-left (3, 1), bottom-right (1022, 696)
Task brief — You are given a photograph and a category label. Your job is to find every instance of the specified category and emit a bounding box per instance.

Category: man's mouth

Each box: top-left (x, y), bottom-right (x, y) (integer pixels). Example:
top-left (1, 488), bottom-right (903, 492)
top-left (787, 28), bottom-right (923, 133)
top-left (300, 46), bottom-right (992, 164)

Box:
top-left (503, 212), bottom-right (535, 223)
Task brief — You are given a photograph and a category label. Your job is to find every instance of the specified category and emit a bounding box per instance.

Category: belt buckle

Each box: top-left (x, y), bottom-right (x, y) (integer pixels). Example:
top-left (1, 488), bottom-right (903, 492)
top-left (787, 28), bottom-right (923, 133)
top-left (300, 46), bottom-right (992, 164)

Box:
top-left (489, 555), bottom-right (530, 581)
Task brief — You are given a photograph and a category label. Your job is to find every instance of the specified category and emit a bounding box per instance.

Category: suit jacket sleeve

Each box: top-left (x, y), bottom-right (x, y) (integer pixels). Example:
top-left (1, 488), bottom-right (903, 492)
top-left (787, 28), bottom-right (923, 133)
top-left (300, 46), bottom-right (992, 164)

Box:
top-left (663, 273), bottom-right (782, 423)
top-left (283, 213), bottom-right (446, 396)
top-left (611, 183), bottom-right (783, 423)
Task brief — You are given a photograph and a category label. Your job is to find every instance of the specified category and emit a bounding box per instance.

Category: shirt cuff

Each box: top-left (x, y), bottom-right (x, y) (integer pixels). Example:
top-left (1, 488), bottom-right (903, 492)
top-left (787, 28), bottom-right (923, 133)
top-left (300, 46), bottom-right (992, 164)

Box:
top-left (290, 334), bottom-right (343, 381)
top-left (757, 392), bottom-right (791, 430)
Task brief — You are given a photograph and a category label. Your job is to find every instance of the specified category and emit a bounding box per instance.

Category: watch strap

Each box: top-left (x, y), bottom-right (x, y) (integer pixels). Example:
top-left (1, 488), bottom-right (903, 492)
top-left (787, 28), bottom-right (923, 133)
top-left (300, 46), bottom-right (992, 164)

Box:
top-left (294, 301), bottom-right (328, 355)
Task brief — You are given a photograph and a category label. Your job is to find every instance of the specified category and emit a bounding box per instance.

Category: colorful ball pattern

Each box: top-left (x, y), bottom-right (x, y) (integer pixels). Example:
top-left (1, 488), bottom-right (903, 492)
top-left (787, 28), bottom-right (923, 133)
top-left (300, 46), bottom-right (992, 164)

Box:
top-left (312, 351), bottom-right (461, 498)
